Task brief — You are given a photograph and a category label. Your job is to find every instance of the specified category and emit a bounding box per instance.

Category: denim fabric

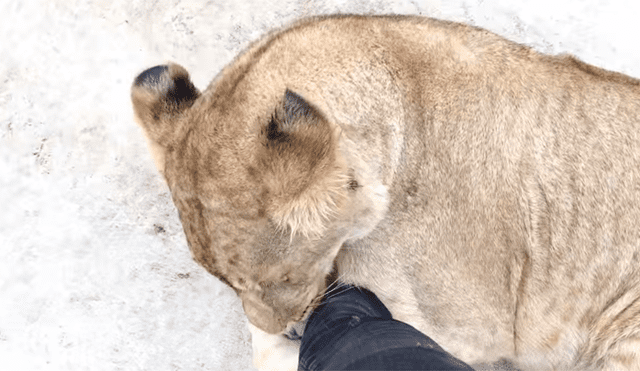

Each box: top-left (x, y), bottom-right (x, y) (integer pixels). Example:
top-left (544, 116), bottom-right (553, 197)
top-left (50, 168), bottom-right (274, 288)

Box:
top-left (298, 284), bottom-right (474, 371)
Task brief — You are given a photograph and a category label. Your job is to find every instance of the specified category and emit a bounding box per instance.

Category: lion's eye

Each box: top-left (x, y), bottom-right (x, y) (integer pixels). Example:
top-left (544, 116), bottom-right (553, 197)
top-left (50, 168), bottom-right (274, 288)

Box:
top-left (282, 275), bottom-right (290, 283)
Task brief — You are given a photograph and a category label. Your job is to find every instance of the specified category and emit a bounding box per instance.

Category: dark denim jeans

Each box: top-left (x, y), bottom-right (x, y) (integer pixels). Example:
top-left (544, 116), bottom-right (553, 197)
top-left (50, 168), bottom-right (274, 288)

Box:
top-left (298, 284), bottom-right (474, 371)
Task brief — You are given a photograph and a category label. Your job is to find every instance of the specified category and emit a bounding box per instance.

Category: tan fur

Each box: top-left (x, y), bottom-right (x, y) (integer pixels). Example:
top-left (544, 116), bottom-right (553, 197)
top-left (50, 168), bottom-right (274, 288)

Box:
top-left (131, 15), bottom-right (640, 370)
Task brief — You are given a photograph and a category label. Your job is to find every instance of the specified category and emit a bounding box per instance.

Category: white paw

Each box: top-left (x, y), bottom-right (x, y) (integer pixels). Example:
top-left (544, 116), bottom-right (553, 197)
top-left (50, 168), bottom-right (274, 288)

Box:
top-left (248, 322), bottom-right (300, 371)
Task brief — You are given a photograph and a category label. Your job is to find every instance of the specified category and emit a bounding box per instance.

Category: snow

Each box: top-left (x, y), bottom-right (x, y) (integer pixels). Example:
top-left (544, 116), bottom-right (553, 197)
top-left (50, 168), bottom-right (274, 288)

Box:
top-left (1, 0), bottom-right (638, 370)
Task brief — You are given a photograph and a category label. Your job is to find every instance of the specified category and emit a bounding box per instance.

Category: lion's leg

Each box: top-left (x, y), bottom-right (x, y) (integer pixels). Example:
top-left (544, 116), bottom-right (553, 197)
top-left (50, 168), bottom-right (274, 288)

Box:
top-left (600, 338), bottom-right (640, 371)
top-left (247, 322), bottom-right (300, 371)
top-left (580, 297), bottom-right (640, 371)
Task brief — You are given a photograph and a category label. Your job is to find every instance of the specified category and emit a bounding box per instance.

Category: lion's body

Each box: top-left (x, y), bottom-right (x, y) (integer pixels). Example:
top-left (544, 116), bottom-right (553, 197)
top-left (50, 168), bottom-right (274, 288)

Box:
top-left (132, 15), bottom-right (640, 370)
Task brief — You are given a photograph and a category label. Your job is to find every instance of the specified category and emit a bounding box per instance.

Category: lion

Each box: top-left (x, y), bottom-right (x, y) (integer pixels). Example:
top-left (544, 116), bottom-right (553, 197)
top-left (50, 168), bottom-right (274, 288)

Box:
top-left (131, 15), bottom-right (640, 371)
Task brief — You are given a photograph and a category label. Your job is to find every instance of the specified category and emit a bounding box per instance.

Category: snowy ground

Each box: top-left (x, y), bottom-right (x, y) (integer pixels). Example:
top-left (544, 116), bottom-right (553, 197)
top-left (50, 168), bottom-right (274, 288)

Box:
top-left (1, 0), bottom-right (639, 370)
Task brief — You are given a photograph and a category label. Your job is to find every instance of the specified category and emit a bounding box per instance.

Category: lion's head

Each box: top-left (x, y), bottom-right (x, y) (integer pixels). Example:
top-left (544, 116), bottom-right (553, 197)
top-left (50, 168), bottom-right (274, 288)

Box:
top-left (131, 62), bottom-right (377, 334)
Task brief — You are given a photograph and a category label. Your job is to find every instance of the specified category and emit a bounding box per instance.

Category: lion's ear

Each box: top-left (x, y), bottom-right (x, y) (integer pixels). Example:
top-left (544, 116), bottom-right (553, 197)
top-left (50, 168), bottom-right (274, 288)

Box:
top-left (281, 89), bottom-right (317, 129)
top-left (261, 90), bottom-right (347, 238)
top-left (265, 89), bottom-right (332, 144)
top-left (263, 89), bottom-right (335, 166)
top-left (131, 63), bottom-right (200, 149)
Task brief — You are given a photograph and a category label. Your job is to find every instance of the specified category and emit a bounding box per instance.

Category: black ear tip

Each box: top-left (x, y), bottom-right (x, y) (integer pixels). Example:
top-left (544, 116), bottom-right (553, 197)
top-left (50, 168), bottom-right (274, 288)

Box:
top-left (283, 89), bottom-right (313, 120)
top-left (284, 89), bottom-right (302, 101)
top-left (134, 65), bottom-right (169, 87)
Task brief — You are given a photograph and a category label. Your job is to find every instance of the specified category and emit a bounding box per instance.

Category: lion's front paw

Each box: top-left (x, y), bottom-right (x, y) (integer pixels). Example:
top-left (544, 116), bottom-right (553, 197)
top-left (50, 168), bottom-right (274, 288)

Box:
top-left (248, 322), bottom-right (300, 371)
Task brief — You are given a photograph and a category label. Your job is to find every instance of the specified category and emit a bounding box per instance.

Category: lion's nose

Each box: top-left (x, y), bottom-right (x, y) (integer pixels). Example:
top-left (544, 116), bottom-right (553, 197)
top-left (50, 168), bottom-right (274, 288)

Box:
top-left (242, 297), bottom-right (286, 334)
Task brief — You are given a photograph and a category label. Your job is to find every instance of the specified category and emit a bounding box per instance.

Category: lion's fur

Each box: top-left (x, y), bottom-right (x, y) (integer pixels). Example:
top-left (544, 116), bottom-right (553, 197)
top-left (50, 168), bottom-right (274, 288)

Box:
top-left (132, 15), bottom-right (640, 370)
